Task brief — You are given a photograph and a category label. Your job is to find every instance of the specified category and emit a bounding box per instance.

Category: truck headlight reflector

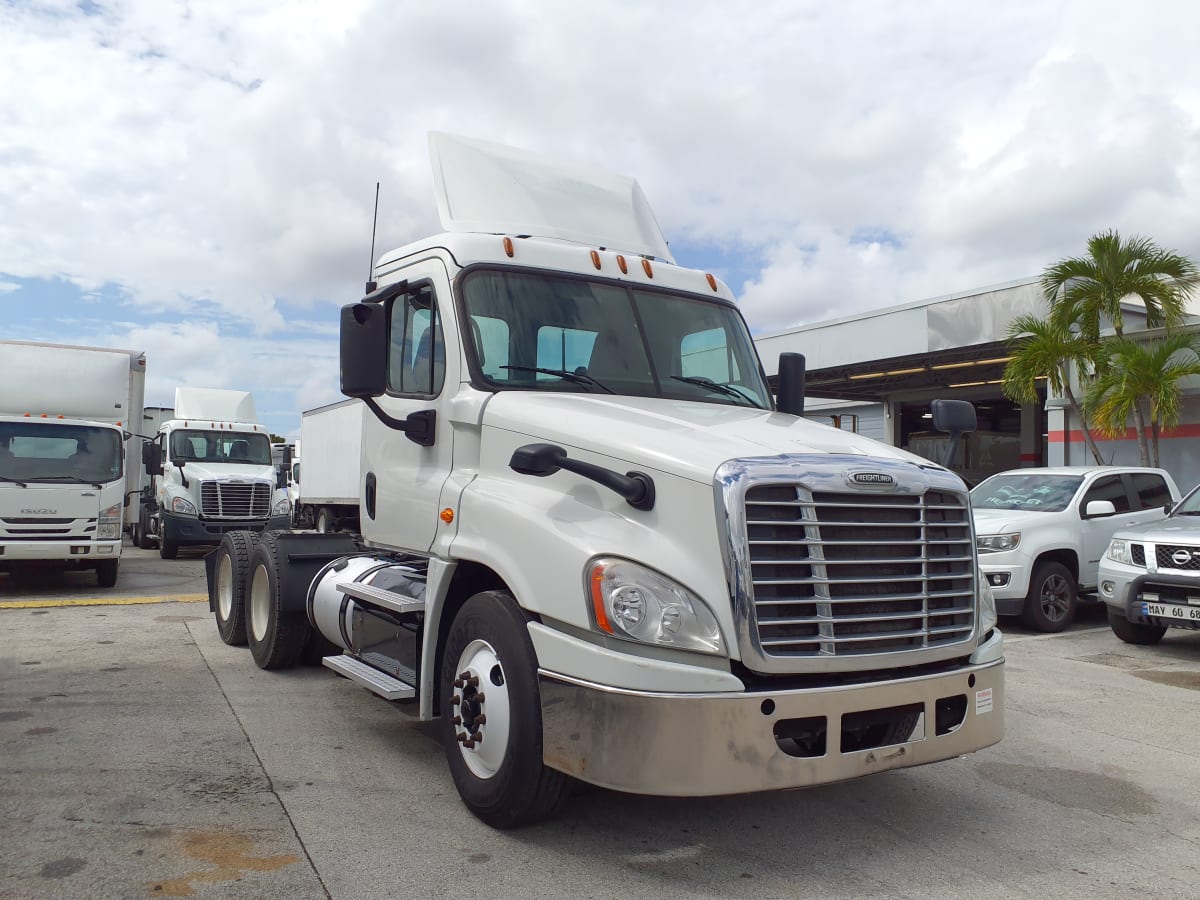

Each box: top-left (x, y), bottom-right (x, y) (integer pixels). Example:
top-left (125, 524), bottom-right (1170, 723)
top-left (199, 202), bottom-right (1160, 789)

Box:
top-left (273, 498), bottom-right (292, 516)
top-left (977, 533), bottom-right (1020, 553)
top-left (587, 558), bottom-right (724, 655)
top-left (977, 573), bottom-right (998, 637)
top-left (98, 503), bottom-right (121, 539)
top-left (1105, 538), bottom-right (1134, 566)
top-left (171, 496), bottom-right (197, 516)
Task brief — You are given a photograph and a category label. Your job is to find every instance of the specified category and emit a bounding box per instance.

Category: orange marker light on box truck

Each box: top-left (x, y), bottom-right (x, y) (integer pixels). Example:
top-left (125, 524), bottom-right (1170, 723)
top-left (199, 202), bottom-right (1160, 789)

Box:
top-left (440, 508), bottom-right (454, 524)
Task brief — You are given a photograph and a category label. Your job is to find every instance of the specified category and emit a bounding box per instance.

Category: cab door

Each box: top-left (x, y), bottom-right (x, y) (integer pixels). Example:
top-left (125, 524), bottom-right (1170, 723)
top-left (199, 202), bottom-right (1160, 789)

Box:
top-left (359, 257), bottom-right (457, 553)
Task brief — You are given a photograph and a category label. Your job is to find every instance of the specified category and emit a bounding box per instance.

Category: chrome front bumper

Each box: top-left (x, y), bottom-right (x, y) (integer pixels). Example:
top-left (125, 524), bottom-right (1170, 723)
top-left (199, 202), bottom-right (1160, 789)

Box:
top-left (539, 656), bottom-right (1004, 796)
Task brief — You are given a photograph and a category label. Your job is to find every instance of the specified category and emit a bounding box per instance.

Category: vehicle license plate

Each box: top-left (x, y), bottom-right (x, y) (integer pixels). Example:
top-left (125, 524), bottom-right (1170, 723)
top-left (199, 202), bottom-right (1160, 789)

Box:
top-left (1142, 601), bottom-right (1200, 622)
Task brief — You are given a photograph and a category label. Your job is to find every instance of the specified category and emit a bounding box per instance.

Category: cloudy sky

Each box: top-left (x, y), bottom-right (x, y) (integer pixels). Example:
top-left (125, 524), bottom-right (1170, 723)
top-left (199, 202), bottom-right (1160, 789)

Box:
top-left (4, 0), bottom-right (1200, 438)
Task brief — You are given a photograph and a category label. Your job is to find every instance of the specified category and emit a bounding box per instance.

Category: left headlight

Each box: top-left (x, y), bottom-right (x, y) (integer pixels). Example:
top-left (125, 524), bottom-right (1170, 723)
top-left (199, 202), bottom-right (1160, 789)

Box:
top-left (977, 571), bottom-right (998, 638)
top-left (273, 498), bottom-right (292, 516)
top-left (586, 557), bottom-right (725, 655)
top-left (97, 503), bottom-right (121, 540)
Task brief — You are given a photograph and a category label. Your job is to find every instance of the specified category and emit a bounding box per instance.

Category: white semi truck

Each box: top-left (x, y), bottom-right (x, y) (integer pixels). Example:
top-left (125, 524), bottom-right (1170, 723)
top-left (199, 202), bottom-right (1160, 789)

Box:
top-left (136, 388), bottom-right (291, 558)
top-left (294, 399), bottom-right (364, 533)
top-left (207, 134), bottom-right (1004, 827)
top-left (0, 340), bottom-right (146, 587)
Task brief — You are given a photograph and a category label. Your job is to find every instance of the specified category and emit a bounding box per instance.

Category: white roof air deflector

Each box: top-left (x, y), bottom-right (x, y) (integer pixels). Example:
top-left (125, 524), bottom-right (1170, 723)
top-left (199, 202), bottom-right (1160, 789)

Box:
top-left (428, 132), bottom-right (674, 263)
top-left (173, 388), bottom-right (258, 424)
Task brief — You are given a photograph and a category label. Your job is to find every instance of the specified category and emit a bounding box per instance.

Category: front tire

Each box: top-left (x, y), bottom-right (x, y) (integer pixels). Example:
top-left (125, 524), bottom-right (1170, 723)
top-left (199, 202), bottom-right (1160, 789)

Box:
top-left (159, 533), bottom-right (179, 560)
top-left (316, 508), bottom-right (333, 534)
top-left (1021, 561), bottom-right (1076, 632)
top-left (246, 532), bottom-right (309, 669)
top-left (1107, 606), bottom-right (1167, 645)
top-left (441, 591), bottom-right (569, 828)
top-left (214, 532), bottom-right (257, 646)
top-left (95, 559), bottom-right (119, 588)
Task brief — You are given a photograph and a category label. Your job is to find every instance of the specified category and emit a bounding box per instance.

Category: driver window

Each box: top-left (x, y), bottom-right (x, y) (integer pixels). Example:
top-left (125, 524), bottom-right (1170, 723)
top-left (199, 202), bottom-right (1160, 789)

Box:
top-left (1082, 475), bottom-right (1131, 514)
top-left (387, 285), bottom-right (445, 396)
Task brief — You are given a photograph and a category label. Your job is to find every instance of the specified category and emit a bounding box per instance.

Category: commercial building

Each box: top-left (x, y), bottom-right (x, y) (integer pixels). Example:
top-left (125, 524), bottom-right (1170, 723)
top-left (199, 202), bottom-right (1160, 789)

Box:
top-left (754, 278), bottom-right (1200, 488)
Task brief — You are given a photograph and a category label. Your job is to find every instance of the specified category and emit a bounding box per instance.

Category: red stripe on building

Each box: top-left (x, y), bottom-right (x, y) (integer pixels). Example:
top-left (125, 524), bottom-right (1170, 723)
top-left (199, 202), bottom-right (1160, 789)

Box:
top-left (1048, 424), bottom-right (1200, 443)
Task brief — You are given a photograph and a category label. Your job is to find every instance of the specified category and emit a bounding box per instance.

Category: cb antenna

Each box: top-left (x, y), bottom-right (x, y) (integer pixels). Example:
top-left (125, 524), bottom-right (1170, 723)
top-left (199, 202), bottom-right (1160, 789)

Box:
top-left (365, 181), bottom-right (380, 294)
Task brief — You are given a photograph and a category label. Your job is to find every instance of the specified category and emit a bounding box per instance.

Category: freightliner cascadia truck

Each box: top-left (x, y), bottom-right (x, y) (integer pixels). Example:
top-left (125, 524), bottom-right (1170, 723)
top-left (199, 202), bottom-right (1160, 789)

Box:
top-left (207, 133), bottom-right (1004, 827)
top-left (138, 388), bottom-right (291, 558)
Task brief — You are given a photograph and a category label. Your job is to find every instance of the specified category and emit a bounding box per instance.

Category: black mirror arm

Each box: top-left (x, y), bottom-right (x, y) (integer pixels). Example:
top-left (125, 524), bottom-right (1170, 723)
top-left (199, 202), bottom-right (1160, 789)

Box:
top-left (173, 460), bottom-right (189, 489)
top-left (363, 399), bottom-right (436, 447)
top-left (508, 443), bottom-right (655, 511)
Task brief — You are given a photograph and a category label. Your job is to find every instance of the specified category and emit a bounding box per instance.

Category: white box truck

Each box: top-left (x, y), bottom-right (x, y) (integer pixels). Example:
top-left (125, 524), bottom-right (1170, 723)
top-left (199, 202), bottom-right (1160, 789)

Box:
top-left (206, 134), bottom-right (1003, 827)
top-left (135, 388), bottom-right (292, 558)
top-left (0, 340), bottom-right (146, 587)
top-left (294, 399), bottom-right (364, 533)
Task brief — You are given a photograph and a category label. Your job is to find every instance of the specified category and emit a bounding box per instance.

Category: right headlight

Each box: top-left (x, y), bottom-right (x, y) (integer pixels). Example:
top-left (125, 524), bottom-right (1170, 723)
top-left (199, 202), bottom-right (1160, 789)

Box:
top-left (1105, 538), bottom-right (1135, 566)
top-left (586, 557), bottom-right (725, 656)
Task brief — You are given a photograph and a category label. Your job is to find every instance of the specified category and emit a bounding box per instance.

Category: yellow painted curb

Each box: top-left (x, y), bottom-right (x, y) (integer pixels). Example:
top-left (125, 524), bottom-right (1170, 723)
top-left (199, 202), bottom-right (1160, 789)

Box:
top-left (0, 594), bottom-right (208, 609)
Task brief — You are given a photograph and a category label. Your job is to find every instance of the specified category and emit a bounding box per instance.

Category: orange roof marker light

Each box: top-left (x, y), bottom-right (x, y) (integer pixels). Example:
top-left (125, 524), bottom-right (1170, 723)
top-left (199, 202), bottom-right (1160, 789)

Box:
top-left (641, 258), bottom-right (654, 278)
top-left (503, 236), bottom-right (514, 258)
top-left (590, 250), bottom-right (602, 270)
top-left (617, 255), bottom-right (628, 274)
top-left (440, 508), bottom-right (455, 524)
top-left (706, 273), bottom-right (718, 292)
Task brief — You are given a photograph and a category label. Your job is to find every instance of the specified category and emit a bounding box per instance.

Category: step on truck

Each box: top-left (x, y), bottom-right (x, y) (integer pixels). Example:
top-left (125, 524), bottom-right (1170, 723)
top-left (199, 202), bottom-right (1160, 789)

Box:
top-left (138, 388), bottom-right (292, 558)
top-left (0, 340), bottom-right (146, 587)
top-left (208, 133), bottom-right (1005, 827)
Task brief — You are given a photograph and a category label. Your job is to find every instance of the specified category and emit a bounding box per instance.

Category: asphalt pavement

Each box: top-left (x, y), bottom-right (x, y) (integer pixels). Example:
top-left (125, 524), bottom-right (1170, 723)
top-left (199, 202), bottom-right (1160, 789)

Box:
top-left (2, 548), bottom-right (1199, 899)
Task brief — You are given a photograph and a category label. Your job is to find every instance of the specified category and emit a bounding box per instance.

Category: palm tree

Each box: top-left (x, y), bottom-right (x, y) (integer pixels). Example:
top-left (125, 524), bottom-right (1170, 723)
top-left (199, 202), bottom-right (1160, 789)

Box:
top-left (1084, 334), bottom-right (1200, 467)
top-left (1002, 313), bottom-right (1105, 465)
top-left (1043, 231), bottom-right (1198, 462)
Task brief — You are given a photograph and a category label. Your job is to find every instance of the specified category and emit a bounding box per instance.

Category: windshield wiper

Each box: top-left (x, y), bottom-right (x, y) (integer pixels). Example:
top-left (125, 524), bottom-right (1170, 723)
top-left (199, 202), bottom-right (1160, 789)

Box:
top-left (670, 375), bottom-right (759, 406)
top-left (500, 366), bottom-right (615, 394)
top-left (23, 476), bottom-right (106, 488)
top-left (0, 474), bottom-right (29, 487)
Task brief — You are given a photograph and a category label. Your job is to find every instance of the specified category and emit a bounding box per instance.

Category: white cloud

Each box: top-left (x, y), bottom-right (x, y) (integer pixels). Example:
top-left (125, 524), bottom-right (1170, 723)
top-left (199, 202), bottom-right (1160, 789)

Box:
top-left (5, 0), bottom-right (1200, 427)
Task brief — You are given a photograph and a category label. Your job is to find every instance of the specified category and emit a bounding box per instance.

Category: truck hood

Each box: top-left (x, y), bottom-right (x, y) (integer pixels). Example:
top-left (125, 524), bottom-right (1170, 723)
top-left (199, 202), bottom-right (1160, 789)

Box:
top-left (175, 462), bottom-right (274, 483)
top-left (1114, 515), bottom-right (1200, 542)
top-left (971, 507), bottom-right (1061, 535)
top-left (481, 393), bottom-right (937, 483)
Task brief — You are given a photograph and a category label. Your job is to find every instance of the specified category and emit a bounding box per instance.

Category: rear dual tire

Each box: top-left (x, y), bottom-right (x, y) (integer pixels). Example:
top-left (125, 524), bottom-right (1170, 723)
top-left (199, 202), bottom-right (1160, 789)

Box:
top-left (214, 532), bottom-right (257, 646)
top-left (246, 532), bottom-right (310, 669)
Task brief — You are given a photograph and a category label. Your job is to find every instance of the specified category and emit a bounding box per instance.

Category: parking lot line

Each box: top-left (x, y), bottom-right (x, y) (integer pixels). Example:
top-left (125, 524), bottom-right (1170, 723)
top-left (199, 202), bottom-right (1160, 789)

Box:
top-left (0, 594), bottom-right (207, 609)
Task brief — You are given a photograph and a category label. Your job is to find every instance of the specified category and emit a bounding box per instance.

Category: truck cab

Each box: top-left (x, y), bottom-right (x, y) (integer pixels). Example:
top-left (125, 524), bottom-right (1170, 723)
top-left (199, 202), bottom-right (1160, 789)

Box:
top-left (212, 133), bottom-right (1003, 827)
top-left (140, 389), bottom-right (291, 558)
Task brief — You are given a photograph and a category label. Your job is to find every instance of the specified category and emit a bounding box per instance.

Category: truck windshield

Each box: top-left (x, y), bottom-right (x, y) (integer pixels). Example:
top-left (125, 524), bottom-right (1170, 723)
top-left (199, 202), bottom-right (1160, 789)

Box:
top-left (970, 474), bottom-right (1084, 513)
top-left (0, 422), bottom-right (123, 483)
top-left (170, 430), bottom-right (272, 465)
top-left (461, 270), bottom-right (772, 408)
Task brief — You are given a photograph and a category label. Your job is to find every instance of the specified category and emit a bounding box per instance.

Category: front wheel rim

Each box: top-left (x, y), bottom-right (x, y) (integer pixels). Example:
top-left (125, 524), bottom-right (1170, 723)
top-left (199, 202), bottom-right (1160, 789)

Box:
top-left (1040, 575), bottom-right (1072, 621)
top-left (249, 564), bottom-right (270, 642)
top-left (451, 639), bottom-right (511, 779)
top-left (217, 554), bottom-right (233, 620)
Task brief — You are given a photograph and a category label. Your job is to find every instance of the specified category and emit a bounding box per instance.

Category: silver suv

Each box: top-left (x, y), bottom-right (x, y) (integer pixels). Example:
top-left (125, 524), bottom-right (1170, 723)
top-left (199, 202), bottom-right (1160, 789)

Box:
top-left (1099, 481), bottom-right (1200, 644)
top-left (971, 467), bottom-right (1179, 632)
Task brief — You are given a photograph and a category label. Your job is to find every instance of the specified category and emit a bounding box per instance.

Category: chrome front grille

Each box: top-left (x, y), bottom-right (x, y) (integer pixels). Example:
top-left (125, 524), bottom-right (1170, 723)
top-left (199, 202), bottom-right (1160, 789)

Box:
top-left (721, 455), bottom-right (979, 674)
top-left (0, 517), bottom-right (97, 539)
top-left (200, 481), bottom-right (271, 519)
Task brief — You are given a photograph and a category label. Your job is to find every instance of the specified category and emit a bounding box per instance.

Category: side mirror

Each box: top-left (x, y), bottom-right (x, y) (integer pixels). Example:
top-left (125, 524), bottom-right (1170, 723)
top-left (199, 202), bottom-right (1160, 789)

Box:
top-left (776, 353), bottom-right (806, 417)
top-left (340, 301), bottom-right (390, 399)
top-left (930, 399), bottom-right (977, 469)
top-left (1085, 500), bottom-right (1116, 518)
top-left (143, 442), bottom-right (162, 476)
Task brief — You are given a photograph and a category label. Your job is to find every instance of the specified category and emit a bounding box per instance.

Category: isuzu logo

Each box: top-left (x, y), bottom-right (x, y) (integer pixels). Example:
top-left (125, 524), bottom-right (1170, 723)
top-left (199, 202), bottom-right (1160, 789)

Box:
top-left (21, 508), bottom-right (57, 515)
top-left (1172, 549), bottom-right (1196, 566)
top-left (848, 472), bottom-right (894, 486)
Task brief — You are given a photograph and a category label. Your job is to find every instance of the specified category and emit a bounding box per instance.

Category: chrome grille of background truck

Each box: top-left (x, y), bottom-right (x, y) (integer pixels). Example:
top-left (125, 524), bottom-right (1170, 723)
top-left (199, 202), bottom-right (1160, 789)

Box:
top-left (717, 455), bottom-right (978, 674)
top-left (200, 481), bottom-right (271, 519)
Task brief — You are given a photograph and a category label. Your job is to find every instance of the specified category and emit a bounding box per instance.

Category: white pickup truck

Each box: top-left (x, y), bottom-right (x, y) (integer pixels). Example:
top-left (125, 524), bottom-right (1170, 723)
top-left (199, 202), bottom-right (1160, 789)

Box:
top-left (971, 466), bottom-right (1179, 632)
